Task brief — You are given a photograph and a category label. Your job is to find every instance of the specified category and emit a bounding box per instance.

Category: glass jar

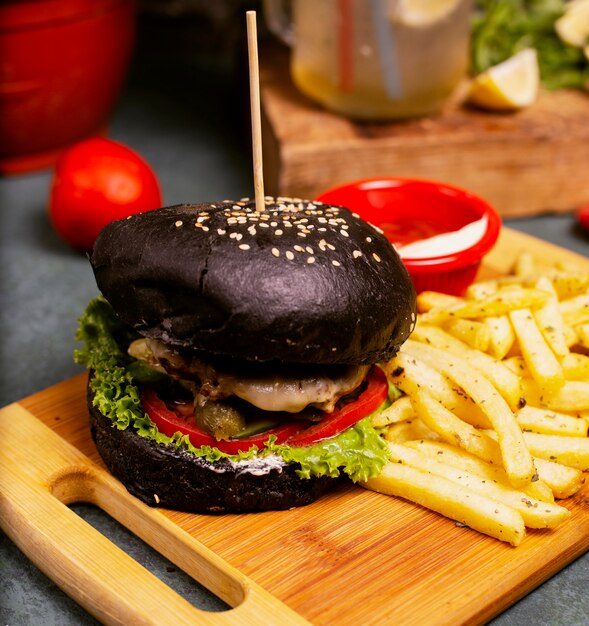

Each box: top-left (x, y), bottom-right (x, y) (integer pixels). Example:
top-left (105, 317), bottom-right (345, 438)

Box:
top-left (264, 0), bottom-right (472, 121)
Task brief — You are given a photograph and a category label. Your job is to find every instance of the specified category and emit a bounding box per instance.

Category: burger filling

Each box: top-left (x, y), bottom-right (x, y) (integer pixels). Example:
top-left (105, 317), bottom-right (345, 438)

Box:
top-left (75, 297), bottom-right (390, 482)
top-left (128, 337), bottom-right (369, 439)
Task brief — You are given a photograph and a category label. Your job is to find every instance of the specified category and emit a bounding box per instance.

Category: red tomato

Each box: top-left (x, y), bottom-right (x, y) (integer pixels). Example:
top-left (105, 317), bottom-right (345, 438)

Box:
top-left (578, 204), bottom-right (589, 233)
top-left (140, 367), bottom-right (388, 454)
top-left (49, 137), bottom-right (162, 251)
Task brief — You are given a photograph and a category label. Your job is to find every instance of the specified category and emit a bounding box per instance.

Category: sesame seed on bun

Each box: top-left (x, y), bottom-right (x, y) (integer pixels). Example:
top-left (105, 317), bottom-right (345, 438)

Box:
top-left (90, 197), bottom-right (416, 365)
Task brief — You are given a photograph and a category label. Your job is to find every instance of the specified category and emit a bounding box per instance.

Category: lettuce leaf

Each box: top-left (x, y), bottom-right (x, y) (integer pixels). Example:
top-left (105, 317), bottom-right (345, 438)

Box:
top-left (275, 418), bottom-right (388, 482)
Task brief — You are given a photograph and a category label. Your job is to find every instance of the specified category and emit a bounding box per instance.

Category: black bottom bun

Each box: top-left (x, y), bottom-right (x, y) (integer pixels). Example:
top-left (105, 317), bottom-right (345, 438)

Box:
top-left (87, 387), bottom-right (338, 513)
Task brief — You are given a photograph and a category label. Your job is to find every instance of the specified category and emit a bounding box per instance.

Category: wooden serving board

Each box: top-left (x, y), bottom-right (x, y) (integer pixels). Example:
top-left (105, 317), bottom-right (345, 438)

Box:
top-left (1, 229), bottom-right (588, 625)
top-left (259, 43), bottom-right (589, 218)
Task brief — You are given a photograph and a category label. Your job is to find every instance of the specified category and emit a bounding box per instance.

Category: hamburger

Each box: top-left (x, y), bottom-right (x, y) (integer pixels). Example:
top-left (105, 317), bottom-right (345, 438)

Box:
top-left (75, 197), bottom-right (416, 513)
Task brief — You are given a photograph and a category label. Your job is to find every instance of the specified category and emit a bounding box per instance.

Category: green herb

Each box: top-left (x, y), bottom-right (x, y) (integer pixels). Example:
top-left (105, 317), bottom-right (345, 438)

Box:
top-left (471, 0), bottom-right (589, 90)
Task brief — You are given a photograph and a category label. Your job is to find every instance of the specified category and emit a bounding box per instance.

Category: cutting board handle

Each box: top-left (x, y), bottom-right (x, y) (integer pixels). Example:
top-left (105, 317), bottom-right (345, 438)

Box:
top-left (0, 404), bottom-right (309, 625)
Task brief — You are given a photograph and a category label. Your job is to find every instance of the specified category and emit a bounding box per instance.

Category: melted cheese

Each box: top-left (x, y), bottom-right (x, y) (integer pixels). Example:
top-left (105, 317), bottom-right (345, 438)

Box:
top-left (129, 338), bottom-right (368, 413)
top-left (228, 366), bottom-right (368, 413)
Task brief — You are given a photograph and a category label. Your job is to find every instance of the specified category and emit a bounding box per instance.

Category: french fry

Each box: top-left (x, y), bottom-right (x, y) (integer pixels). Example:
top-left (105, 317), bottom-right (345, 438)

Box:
top-left (419, 287), bottom-right (550, 325)
top-left (516, 405), bottom-right (588, 438)
top-left (465, 270), bottom-right (588, 300)
top-left (478, 430), bottom-right (583, 499)
top-left (362, 455), bottom-right (526, 546)
top-left (563, 324), bottom-right (579, 348)
top-left (383, 419), bottom-right (440, 443)
top-left (520, 379), bottom-right (589, 413)
top-left (416, 291), bottom-right (463, 313)
top-left (442, 318), bottom-right (491, 352)
top-left (401, 340), bottom-right (536, 488)
top-left (409, 389), bottom-right (503, 465)
top-left (519, 432), bottom-right (589, 471)
top-left (484, 315), bottom-right (515, 360)
top-left (561, 353), bottom-right (589, 380)
top-left (411, 324), bottom-right (522, 411)
top-left (575, 323), bottom-right (589, 349)
top-left (548, 270), bottom-right (589, 299)
top-left (509, 308), bottom-right (565, 395)
top-left (560, 294), bottom-right (589, 326)
top-left (533, 457), bottom-right (584, 499)
top-left (372, 395), bottom-right (414, 428)
top-left (503, 356), bottom-right (529, 377)
top-left (533, 277), bottom-right (569, 359)
top-left (384, 353), bottom-right (491, 428)
top-left (556, 388), bottom-right (589, 415)
top-left (513, 251), bottom-right (536, 276)
top-left (382, 443), bottom-right (569, 529)
top-left (508, 353), bottom-right (589, 382)
top-left (466, 280), bottom-right (498, 300)
top-left (480, 430), bottom-right (585, 498)
top-left (405, 439), bottom-right (555, 503)
top-left (384, 354), bottom-right (459, 412)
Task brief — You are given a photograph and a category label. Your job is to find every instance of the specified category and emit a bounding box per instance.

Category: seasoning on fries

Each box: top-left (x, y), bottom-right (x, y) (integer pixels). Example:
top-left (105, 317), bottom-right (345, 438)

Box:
top-left (362, 253), bottom-right (589, 546)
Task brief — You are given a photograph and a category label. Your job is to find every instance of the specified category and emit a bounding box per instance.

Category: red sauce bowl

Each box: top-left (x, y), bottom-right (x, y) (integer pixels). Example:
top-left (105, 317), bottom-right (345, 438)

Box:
top-left (0, 0), bottom-right (136, 174)
top-left (316, 178), bottom-right (502, 295)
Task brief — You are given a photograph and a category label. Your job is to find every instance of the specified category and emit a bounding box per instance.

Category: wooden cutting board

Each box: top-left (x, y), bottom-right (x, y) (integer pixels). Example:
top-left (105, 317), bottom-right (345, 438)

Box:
top-left (259, 43), bottom-right (589, 218)
top-left (1, 228), bottom-right (588, 625)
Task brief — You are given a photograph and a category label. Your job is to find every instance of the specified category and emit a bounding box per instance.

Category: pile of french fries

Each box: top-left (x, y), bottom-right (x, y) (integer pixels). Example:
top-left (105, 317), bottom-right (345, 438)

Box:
top-left (362, 252), bottom-right (589, 546)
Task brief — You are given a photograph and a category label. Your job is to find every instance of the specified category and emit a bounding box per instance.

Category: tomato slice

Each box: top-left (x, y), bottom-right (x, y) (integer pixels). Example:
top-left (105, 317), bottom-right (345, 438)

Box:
top-left (285, 366), bottom-right (388, 447)
top-left (140, 388), bottom-right (306, 454)
top-left (140, 366), bottom-right (388, 453)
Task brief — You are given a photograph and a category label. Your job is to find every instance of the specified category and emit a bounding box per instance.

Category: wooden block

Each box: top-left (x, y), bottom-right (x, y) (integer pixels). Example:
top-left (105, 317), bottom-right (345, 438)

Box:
top-left (259, 43), bottom-right (589, 217)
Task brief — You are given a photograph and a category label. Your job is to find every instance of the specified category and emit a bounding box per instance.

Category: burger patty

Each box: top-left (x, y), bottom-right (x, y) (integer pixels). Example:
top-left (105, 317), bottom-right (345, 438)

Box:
top-left (128, 338), bottom-right (370, 413)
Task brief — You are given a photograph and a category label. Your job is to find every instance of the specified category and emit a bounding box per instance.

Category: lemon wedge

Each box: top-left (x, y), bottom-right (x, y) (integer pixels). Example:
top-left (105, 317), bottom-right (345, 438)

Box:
top-left (393, 0), bottom-right (463, 27)
top-left (467, 48), bottom-right (540, 111)
top-left (555, 0), bottom-right (589, 48)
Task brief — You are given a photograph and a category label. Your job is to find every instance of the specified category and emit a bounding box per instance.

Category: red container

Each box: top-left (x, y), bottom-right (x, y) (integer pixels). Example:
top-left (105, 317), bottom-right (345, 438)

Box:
top-left (0, 0), bottom-right (136, 174)
top-left (316, 177), bottom-right (502, 295)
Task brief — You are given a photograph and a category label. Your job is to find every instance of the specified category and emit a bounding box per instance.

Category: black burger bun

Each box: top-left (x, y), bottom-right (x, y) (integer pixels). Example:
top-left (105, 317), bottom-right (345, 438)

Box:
top-left (88, 383), bottom-right (338, 513)
top-left (90, 198), bottom-right (416, 364)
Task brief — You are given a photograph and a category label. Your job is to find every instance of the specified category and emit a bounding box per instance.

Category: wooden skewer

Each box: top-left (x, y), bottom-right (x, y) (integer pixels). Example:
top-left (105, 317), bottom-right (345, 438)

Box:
top-left (246, 10), bottom-right (265, 213)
